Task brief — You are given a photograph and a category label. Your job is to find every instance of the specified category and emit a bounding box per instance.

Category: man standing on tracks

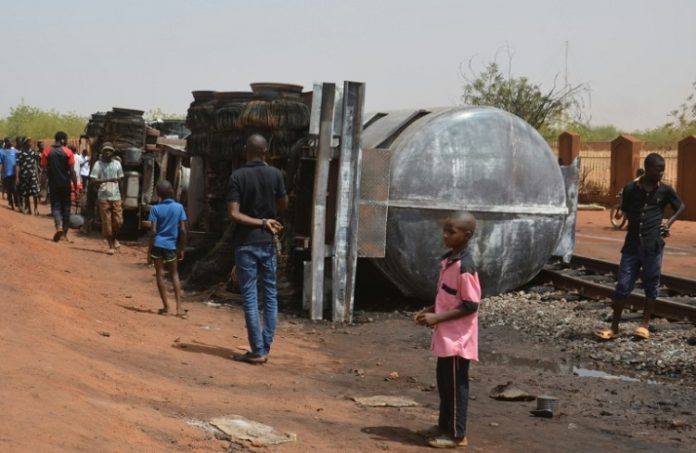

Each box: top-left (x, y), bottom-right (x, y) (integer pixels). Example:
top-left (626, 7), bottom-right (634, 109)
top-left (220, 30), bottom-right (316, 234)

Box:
top-left (40, 132), bottom-right (78, 242)
top-left (596, 153), bottom-right (685, 341)
top-left (90, 143), bottom-right (124, 255)
top-left (227, 134), bottom-right (287, 365)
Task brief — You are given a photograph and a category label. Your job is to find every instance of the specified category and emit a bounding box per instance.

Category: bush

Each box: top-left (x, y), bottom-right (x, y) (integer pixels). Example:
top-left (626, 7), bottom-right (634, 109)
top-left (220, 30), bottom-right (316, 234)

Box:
top-left (0, 104), bottom-right (87, 140)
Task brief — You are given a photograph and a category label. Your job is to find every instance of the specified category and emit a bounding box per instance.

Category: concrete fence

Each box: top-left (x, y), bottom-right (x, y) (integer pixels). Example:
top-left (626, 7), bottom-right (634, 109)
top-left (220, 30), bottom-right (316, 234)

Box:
top-left (558, 132), bottom-right (696, 221)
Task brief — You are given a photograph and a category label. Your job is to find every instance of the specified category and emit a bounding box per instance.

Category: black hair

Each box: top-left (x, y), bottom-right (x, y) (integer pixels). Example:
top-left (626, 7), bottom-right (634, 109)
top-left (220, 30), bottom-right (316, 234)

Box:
top-left (156, 180), bottom-right (174, 198)
top-left (54, 131), bottom-right (68, 143)
top-left (644, 153), bottom-right (665, 170)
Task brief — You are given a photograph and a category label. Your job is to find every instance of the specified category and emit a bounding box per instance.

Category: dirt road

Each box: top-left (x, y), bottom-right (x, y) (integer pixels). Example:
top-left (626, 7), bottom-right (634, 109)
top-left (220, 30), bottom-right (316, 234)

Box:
top-left (0, 205), bottom-right (694, 452)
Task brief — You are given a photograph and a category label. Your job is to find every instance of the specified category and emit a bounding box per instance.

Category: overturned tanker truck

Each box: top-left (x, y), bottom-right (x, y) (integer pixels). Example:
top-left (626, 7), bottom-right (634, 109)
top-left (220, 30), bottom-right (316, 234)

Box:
top-left (83, 109), bottom-right (190, 235)
top-left (182, 82), bottom-right (578, 319)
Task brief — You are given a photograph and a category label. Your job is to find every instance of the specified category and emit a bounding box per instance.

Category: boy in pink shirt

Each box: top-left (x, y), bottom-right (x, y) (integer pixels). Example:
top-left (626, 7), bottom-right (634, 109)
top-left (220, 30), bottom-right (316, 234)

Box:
top-left (415, 212), bottom-right (481, 449)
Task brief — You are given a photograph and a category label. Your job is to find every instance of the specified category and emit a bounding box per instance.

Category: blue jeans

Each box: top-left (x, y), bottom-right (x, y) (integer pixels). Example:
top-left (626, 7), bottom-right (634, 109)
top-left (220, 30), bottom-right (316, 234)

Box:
top-left (235, 243), bottom-right (278, 356)
top-left (615, 245), bottom-right (664, 300)
top-left (50, 186), bottom-right (71, 231)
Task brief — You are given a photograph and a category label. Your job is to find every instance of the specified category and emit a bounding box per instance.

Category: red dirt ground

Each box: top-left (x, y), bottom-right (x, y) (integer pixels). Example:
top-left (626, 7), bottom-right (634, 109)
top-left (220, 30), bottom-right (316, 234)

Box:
top-left (574, 209), bottom-right (696, 279)
top-left (0, 206), bottom-right (694, 452)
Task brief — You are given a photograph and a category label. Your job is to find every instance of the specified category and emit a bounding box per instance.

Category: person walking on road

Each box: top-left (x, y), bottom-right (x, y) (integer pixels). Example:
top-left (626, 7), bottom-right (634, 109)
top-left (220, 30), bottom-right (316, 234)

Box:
top-left (40, 131), bottom-right (77, 242)
top-left (17, 137), bottom-right (41, 215)
top-left (147, 180), bottom-right (188, 318)
top-left (595, 153), bottom-right (685, 341)
top-left (227, 134), bottom-right (288, 365)
top-left (0, 137), bottom-right (20, 210)
top-left (90, 143), bottom-right (124, 255)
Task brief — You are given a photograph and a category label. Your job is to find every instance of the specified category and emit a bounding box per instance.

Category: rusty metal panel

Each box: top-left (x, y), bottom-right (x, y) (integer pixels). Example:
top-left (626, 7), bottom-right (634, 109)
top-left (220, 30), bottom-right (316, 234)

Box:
top-left (358, 204), bottom-right (388, 257)
top-left (358, 148), bottom-right (391, 258)
top-left (360, 148), bottom-right (391, 201)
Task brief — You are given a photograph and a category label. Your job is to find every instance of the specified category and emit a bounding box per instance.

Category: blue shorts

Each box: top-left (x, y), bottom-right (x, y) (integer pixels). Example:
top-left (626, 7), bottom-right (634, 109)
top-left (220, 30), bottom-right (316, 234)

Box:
top-left (614, 246), bottom-right (664, 300)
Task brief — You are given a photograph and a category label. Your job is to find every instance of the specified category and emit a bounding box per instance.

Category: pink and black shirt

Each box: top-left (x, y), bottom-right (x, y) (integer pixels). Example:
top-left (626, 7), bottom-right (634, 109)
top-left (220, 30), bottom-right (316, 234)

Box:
top-left (431, 249), bottom-right (482, 361)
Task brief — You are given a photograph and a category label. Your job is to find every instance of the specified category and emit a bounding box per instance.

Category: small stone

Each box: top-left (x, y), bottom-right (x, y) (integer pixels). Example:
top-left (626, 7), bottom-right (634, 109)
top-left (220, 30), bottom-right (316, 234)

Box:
top-left (385, 371), bottom-right (400, 381)
top-left (489, 422), bottom-right (499, 427)
top-left (98, 331), bottom-right (111, 337)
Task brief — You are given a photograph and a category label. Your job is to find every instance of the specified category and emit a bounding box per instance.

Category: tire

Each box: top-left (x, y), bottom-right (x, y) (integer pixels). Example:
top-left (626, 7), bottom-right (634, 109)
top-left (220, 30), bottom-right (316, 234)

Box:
top-left (610, 205), bottom-right (627, 229)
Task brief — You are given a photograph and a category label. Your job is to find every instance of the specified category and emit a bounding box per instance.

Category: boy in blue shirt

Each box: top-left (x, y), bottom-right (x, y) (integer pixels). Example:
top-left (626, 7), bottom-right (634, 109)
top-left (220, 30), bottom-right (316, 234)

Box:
top-left (147, 180), bottom-right (188, 318)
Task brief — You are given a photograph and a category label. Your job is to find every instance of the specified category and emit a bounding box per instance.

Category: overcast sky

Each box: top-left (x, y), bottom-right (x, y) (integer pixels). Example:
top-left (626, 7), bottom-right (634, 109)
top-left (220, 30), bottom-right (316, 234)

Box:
top-left (1, 0), bottom-right (694, 130)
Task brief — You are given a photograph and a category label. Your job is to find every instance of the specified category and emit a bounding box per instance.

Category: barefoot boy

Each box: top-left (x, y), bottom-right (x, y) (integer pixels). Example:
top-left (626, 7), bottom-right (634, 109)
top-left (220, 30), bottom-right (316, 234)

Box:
top-left (147, 180), bottom-right (188, 317)
top-left (415, 212), bottom-right (481, 449)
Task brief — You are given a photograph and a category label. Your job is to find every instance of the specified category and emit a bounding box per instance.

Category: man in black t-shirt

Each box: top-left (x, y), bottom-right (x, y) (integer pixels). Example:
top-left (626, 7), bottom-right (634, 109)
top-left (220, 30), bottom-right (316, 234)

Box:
top-left (227, 134), bottom-right (288, 364)
top-left (596, 153), bottom-right (684, 341)
top-left (40, 131), bottom-right (78, 242)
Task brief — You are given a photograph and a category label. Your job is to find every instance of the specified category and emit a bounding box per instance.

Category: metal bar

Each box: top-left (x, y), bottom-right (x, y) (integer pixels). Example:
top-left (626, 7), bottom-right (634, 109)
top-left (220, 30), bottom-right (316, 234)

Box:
top-left (570, 255), bottom-right (696, 296)
top-left (537, 269), bottom-right (696, 322)
top-left (309, 82), bottom-right (336, 320)
top-left (332, 81), bottom-right (366, 323)
top-left (302, 261), bottom-right (311, 310)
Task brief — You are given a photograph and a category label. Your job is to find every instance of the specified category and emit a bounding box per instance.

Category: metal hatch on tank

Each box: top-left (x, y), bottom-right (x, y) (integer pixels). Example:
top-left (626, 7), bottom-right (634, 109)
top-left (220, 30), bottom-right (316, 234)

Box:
top-left (360, 106), bottom-right (570, 298)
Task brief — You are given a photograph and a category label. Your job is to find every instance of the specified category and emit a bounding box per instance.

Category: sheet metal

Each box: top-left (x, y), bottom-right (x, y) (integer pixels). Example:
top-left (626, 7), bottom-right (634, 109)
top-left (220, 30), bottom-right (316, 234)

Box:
top-left (357, 148), bottom-right (391, 258)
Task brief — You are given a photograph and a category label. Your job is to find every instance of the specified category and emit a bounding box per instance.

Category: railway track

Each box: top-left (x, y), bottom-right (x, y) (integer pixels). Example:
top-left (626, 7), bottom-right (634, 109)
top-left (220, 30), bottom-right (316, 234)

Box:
top-left (536, 254), bottom-right (696, 322)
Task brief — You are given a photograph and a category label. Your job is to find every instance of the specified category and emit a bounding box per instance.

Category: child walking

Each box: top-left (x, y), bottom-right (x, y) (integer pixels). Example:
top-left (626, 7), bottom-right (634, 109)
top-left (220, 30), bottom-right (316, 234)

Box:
top-left (415, 212), bottom-right (481, 449)
top-left (147, 180), bottom-right (188, 318)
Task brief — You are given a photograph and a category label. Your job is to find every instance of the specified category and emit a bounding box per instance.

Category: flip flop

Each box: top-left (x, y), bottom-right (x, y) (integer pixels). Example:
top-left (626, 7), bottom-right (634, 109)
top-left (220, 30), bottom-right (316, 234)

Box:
top-left (52, 230), bottom-right (63, 242)
top-left (157, 308), bottom-right (170, 316)
top-left (594, 328), bottom-right (617, 341)
top-left (633, 326), bottom-right (650, 340)
top-left (175, 312), bottom-right (189, 320)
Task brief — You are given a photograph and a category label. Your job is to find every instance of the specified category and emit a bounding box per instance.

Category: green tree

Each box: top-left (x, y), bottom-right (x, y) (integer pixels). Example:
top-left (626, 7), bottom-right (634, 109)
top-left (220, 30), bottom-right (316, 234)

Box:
top-left (666, 80), bottom-right (696, 134)
top-left (144, 108), bottom-right (185, 121)
top-left (461, 61), bottom-right (586, 138)
top-left (0, 104), bottom-right (87, 139)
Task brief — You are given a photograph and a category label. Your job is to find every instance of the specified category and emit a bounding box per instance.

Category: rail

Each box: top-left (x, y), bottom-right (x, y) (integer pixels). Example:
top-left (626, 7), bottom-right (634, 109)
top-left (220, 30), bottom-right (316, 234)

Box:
top-left (536, 255), bottom-right (696, 322)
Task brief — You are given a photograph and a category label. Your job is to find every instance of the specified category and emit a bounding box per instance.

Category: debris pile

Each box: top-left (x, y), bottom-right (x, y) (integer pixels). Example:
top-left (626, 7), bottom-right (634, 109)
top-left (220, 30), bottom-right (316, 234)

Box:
top-left (479, 290), bottom-right (696, 382)
top-left (184, 83), bottom-right (310, 233)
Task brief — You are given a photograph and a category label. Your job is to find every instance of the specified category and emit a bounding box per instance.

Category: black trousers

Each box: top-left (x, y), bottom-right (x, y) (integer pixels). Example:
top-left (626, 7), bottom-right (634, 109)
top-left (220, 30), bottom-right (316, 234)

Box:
top-left (437, 356), bottom-right (470, 439)
top-left (4, 175), bottom-right (19, 207)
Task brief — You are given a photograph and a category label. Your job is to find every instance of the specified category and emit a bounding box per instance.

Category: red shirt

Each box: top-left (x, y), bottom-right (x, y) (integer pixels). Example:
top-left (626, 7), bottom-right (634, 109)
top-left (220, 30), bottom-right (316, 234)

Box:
top-left (40, 145), bottom-right (75, 168)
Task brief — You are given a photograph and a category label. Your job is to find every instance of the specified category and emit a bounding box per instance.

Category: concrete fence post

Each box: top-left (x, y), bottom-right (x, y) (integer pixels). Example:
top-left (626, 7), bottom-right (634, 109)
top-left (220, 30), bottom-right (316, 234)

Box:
top-left (677, 136), bottom-right (696, 221)
top-left (610, 134), bottom-right (641, 196)
top-left (558, 131), bottom-right (580, 165)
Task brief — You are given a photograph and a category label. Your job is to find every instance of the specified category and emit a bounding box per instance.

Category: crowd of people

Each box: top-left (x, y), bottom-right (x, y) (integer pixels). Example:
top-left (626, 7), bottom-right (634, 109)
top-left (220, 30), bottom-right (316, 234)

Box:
top-left (0, 136), bottom-right (42, 214)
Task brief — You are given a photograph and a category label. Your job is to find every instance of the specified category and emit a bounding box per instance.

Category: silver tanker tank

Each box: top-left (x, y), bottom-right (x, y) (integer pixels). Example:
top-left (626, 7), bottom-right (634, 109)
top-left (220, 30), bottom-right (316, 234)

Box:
top-left (362, 106), bottom-right (570, 298)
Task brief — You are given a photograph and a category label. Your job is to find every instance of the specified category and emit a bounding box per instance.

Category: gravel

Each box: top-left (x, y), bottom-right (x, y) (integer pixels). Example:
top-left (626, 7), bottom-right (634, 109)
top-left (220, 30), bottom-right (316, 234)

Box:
top-left (479, 290), bottom-right (696, 384)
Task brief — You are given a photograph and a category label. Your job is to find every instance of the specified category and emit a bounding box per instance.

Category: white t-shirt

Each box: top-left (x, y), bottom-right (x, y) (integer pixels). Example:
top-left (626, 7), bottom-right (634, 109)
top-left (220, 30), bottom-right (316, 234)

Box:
top-left (90, 159), bottom-right (124, 201)
top-left (78, 154), bottom-right (91, 177)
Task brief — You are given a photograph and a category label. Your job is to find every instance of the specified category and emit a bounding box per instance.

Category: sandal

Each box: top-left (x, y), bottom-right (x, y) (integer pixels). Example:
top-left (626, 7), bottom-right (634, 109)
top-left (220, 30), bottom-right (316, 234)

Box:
top-left (594, 328), bottom-right (618, 341)
top-left (53, 230), bottom-right (63, 242)
top-left (633, 326), bottom-right (650, 340)
top-left (428, 435), bottom-right (468, 449)
top-left (157, 308), bottom-right (171, 316)
top-left (175, 312), bottom-right (189, 319)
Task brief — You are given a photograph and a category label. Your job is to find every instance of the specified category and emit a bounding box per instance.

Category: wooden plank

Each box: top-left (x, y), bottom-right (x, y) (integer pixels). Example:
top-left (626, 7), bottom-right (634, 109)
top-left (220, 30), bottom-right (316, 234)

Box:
top-left (309, 83), bottom-right (336, 320)
top-left (332, 81), bottom-right (366, 323)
